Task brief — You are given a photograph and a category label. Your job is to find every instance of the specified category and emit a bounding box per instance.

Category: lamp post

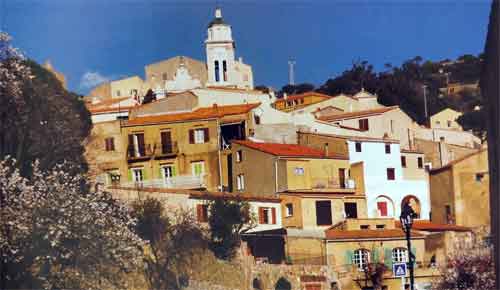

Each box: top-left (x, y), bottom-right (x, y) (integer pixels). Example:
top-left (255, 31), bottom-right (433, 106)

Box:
top-left (400, 202), bottom-right (416, 290)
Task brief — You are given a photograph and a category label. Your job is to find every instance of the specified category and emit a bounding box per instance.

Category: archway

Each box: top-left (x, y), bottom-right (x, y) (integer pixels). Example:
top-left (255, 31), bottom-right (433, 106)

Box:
top-left (375, 195), bottom-right (395, 217)
top-left (275, 277), bottom-right (292, 290)
top-left (401, 195), bottom-right (421, 218)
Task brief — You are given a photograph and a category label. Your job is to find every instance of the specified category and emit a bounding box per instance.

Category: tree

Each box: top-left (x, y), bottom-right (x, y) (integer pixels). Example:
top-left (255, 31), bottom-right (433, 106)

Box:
top-left (0, 33), bottom-right (91, 176)
top-left (457, 109), bottom-right (487, 141)
top-left (278, 83), bottom-right (315, 97)
top-left (131, 198), bottom-right (207, 290)
top-left (207, 198), bottom-right (253, 260)
top-left (432, 244), bottom-right (494, 290)
top-left (0, 159), bottom-right (144, 289)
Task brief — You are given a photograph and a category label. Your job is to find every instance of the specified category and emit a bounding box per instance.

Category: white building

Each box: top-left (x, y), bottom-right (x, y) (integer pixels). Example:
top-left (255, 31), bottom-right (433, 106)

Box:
top-left (346, 138), bottom-right (431, 220)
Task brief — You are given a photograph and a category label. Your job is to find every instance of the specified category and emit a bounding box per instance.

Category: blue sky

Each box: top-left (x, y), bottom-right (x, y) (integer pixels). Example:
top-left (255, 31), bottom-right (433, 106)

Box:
top-left (2, 0), bottom-right (492, 94)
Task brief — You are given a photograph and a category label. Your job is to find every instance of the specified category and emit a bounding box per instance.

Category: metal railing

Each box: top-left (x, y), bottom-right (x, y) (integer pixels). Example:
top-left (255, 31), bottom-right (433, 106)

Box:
top-left (121, 174), bottom-right (206, 189)
top-left (127, 142), bottom-right (179, 160)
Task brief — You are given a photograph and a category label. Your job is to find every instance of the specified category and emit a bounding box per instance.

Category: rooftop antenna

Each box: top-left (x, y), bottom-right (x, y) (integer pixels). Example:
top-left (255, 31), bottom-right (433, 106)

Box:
top-left (288, 59), bottom-right (296, 85)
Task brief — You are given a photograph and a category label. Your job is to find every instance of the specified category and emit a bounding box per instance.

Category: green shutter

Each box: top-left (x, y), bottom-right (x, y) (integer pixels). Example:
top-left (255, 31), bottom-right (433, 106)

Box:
top-left (128, 169), bottom-right (132, 181)
top-left (142, 168), bottom-right (147, 180)
top-left (371, 248), bottom-right (379, 263)
top-left (384, 248), bottom-right (393, 269)
top-left (172, 166), bottom-right (177, 176)
top-left (158, 166), bottom-right (163, 179)
top-left (411, 247), bottom-right (417, 266)
top-left (345, 250), bottom-right (354, 265)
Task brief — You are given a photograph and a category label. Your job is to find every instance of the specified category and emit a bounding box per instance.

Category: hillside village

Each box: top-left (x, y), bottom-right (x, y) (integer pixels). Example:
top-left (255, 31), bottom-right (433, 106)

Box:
top-left (70, 7), bottom-right (493, 290)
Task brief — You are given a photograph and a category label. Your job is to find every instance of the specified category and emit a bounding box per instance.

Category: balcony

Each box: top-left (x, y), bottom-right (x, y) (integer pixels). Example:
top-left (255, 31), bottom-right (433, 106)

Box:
top-left (121, 174), bottom-right (206, 190)
top-left (127, 142), bottom-right (178, 162)
top-left (311, 178), bottom-right (356, 190)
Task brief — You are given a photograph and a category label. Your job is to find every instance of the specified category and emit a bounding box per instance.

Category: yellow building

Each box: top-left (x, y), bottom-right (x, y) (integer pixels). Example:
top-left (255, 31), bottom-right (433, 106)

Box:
top-left (230, 140), bottom-right (367, 231)
top-left (429, 149), bottom-right (489, 231)
top-left (429, 108), bottom-right (463, 131)
top-left (273, 92), bottom-right (332, 112)
top-left (88, 103), bottom-right (259, 192)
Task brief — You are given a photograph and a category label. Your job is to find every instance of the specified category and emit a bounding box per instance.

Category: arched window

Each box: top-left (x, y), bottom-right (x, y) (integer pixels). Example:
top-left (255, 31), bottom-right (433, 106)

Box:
top-left (214, 61), bottom-right (220, 82)
top-left (375, 195), bottom-right (395, 217)
top-left (353, 249), bottom-right (370, 270)
top-left (392, 247), bottom-right (408, 264)
top-left (222, 60), bottom-right (227, 81)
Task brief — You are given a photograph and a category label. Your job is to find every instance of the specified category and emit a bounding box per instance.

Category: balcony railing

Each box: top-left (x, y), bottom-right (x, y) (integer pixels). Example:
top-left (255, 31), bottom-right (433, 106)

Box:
top-left (121, 174), bottom-right (206, 189)
top-left (127, 142), bottom-right (178, 161)
top-left (311, 178), bottom-right (356, 190)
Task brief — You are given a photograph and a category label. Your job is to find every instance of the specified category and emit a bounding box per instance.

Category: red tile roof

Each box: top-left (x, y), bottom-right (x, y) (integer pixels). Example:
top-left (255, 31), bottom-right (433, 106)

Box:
top-left (233, 140), bottom-right (348, 159)
top-left (274, 91), bottom-right (333, 104)
top-left (317, 106), bottom-right (399, 122)
top-left (86, 97), bottom-right (135, 113)
top-left (124, 103), bottom-right (260, 126)
top-left (395, 220), bottom-right (471, 232)
top-left (325, 229), bottom-right (424, 240)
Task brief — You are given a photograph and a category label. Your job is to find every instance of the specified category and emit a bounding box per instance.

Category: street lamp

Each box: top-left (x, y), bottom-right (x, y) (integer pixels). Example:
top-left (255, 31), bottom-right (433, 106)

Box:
top-left (400, 202), bottom-right (416, 290)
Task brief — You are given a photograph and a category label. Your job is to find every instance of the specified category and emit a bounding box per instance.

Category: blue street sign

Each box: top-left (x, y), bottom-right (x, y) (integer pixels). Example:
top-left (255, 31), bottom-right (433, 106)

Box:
top-left (393, 263), bottom-right (407, 277)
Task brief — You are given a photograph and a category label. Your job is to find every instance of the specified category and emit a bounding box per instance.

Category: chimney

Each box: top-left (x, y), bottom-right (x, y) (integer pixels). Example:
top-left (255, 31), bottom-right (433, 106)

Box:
top-left (324, 143), bottom-right (329, 156)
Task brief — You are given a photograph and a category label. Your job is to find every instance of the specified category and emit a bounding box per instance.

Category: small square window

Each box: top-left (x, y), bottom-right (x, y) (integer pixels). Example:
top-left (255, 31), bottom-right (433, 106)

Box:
top-left (376, 224), bottom-right (385, 229)
top-left (294, 167), bottom-right (305, 176)
top-left (417, 157), bottom-right (424, 169)
top-left (385, 144), bottom-right (391, 154)
top-left (476, 173), bottom-right (484, 182)
top-left (401, 156), bottom-right (407, 168)
top-left (387, 168), bottom-right (395, 180)
top-left (360, 225), bottom-right (370, 230)
top-left (104, 137), bottom-right (115, 151)
top-left (355, 142), bottom-right (362, 152)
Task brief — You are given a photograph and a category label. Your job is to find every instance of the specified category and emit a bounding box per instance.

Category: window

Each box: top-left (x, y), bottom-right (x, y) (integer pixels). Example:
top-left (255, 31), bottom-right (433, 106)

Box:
top-left (162, 165), bottom-right (176, 180)
top-left (236, 150), bottom-right (243, 163)
top-left (196, 204), bottom-right (209, 223)
top-left (104, 137), bottom-right (115, 151)
top-left (476, 173), bottom-right (484, 182)
top-left (162, 72), bottom-right (168, 80)
top-left (222, 60), bottom-right (227, 81)
top-left (417, 157), bottom-right (424, 169)
top-left (339, 168), bottom-right (346, 188)
top-left (376, 224), bottom-right (385, 229)
top-left (128, 133), bottom-right (145, 157)
top-left (387, 168), bottom-right (395, 180)
top-left (344, 202), bottom-right (358, 218)
top-left (191, 161), bottom-right (205, 176)
top-left (377, 201), bottom-right (388, 217)
top-left (359, 119), bottom-right (369, 131)
top-left (214, 60), bottom-right (220, 82)
top-left (254, 114), bottom-right (261, 125)
top-left (315, 200), bottom-right (332, 226)
top-left (131, 168), bottom-right (143, 182)
top-left (445, 205), bottom-right (453, 224)
top-left (237, 174), bottom-right (245, 191)
top-left (189, 128), bottom-right (209, 144)
top-left (385, 144), bottom-right (391, 154)
top-left (285, 203), bottom-right (293, 217)
top-left (353, 249), bottom-right (370, 270)
top-left (116, 90), bottom-right (121, 97)
top-left (294, 167), bottom-right (305, 176)
top-left (447, 120), bottom-right (452, 127)
top-left (258, 207), bottom-right (276, 225)
top-left (355, 142), bottom-right (362, 152)
top-left (160, 131), bottom-right (173, 154)
top-left (436, 121), bottom-right (441, 126)
top-left (401, 156), bottom-right (407, 168)
top-left (392, 248), bottom-right (408, 264)
top-left (360, 225), bottom-right (370, 230)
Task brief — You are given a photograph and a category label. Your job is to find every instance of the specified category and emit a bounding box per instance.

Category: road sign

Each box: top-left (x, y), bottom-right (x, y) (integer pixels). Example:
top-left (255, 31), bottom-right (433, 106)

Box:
top-left (393, 263), bottom-right (407, 277)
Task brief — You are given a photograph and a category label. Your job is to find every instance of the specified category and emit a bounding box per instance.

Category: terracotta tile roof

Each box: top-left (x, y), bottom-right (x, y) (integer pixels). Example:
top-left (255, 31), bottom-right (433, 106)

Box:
top-left (401, 149), bottom-right (424, 154)
top-left (274, 91), bottom-right (332, 104)
top-left (317, 106), bottom-right (399, 122)
top-left (429, 148), bottom-right (487, 174)
top-left (124, 103), bottom-right (260, 126)
top-left (297, 131), bottom-right (399, 144)
top-left (325, 229), bottom-right (424, 240)
top-left (233, 140), bottom-right (348, 159)
top-left (395, 220), bottom-right (471, 232)
top-left (86, 97), bottom-right (135, 113)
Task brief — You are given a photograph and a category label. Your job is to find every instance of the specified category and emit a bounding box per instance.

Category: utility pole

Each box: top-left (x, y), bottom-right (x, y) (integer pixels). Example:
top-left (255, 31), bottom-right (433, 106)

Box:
top-left (423, 85), bottom-right (428, 126)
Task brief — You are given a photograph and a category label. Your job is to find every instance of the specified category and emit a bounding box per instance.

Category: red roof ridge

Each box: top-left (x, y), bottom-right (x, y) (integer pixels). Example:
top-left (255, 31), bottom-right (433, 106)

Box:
top-left (233, 140), bottom-right (349, 159)
top-left (395, 220), bottom-right (471, 232)
top-left (325, 228), bottom-right (424, 240)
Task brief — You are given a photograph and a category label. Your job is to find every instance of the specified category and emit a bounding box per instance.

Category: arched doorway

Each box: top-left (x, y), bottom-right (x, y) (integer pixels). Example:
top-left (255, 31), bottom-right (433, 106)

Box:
top-left (401, 195), bottom-right (421, 218)
top-left (275, 277), bottom-right (292, 290)
top-left (375, 195), bottom-right (395, 217)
